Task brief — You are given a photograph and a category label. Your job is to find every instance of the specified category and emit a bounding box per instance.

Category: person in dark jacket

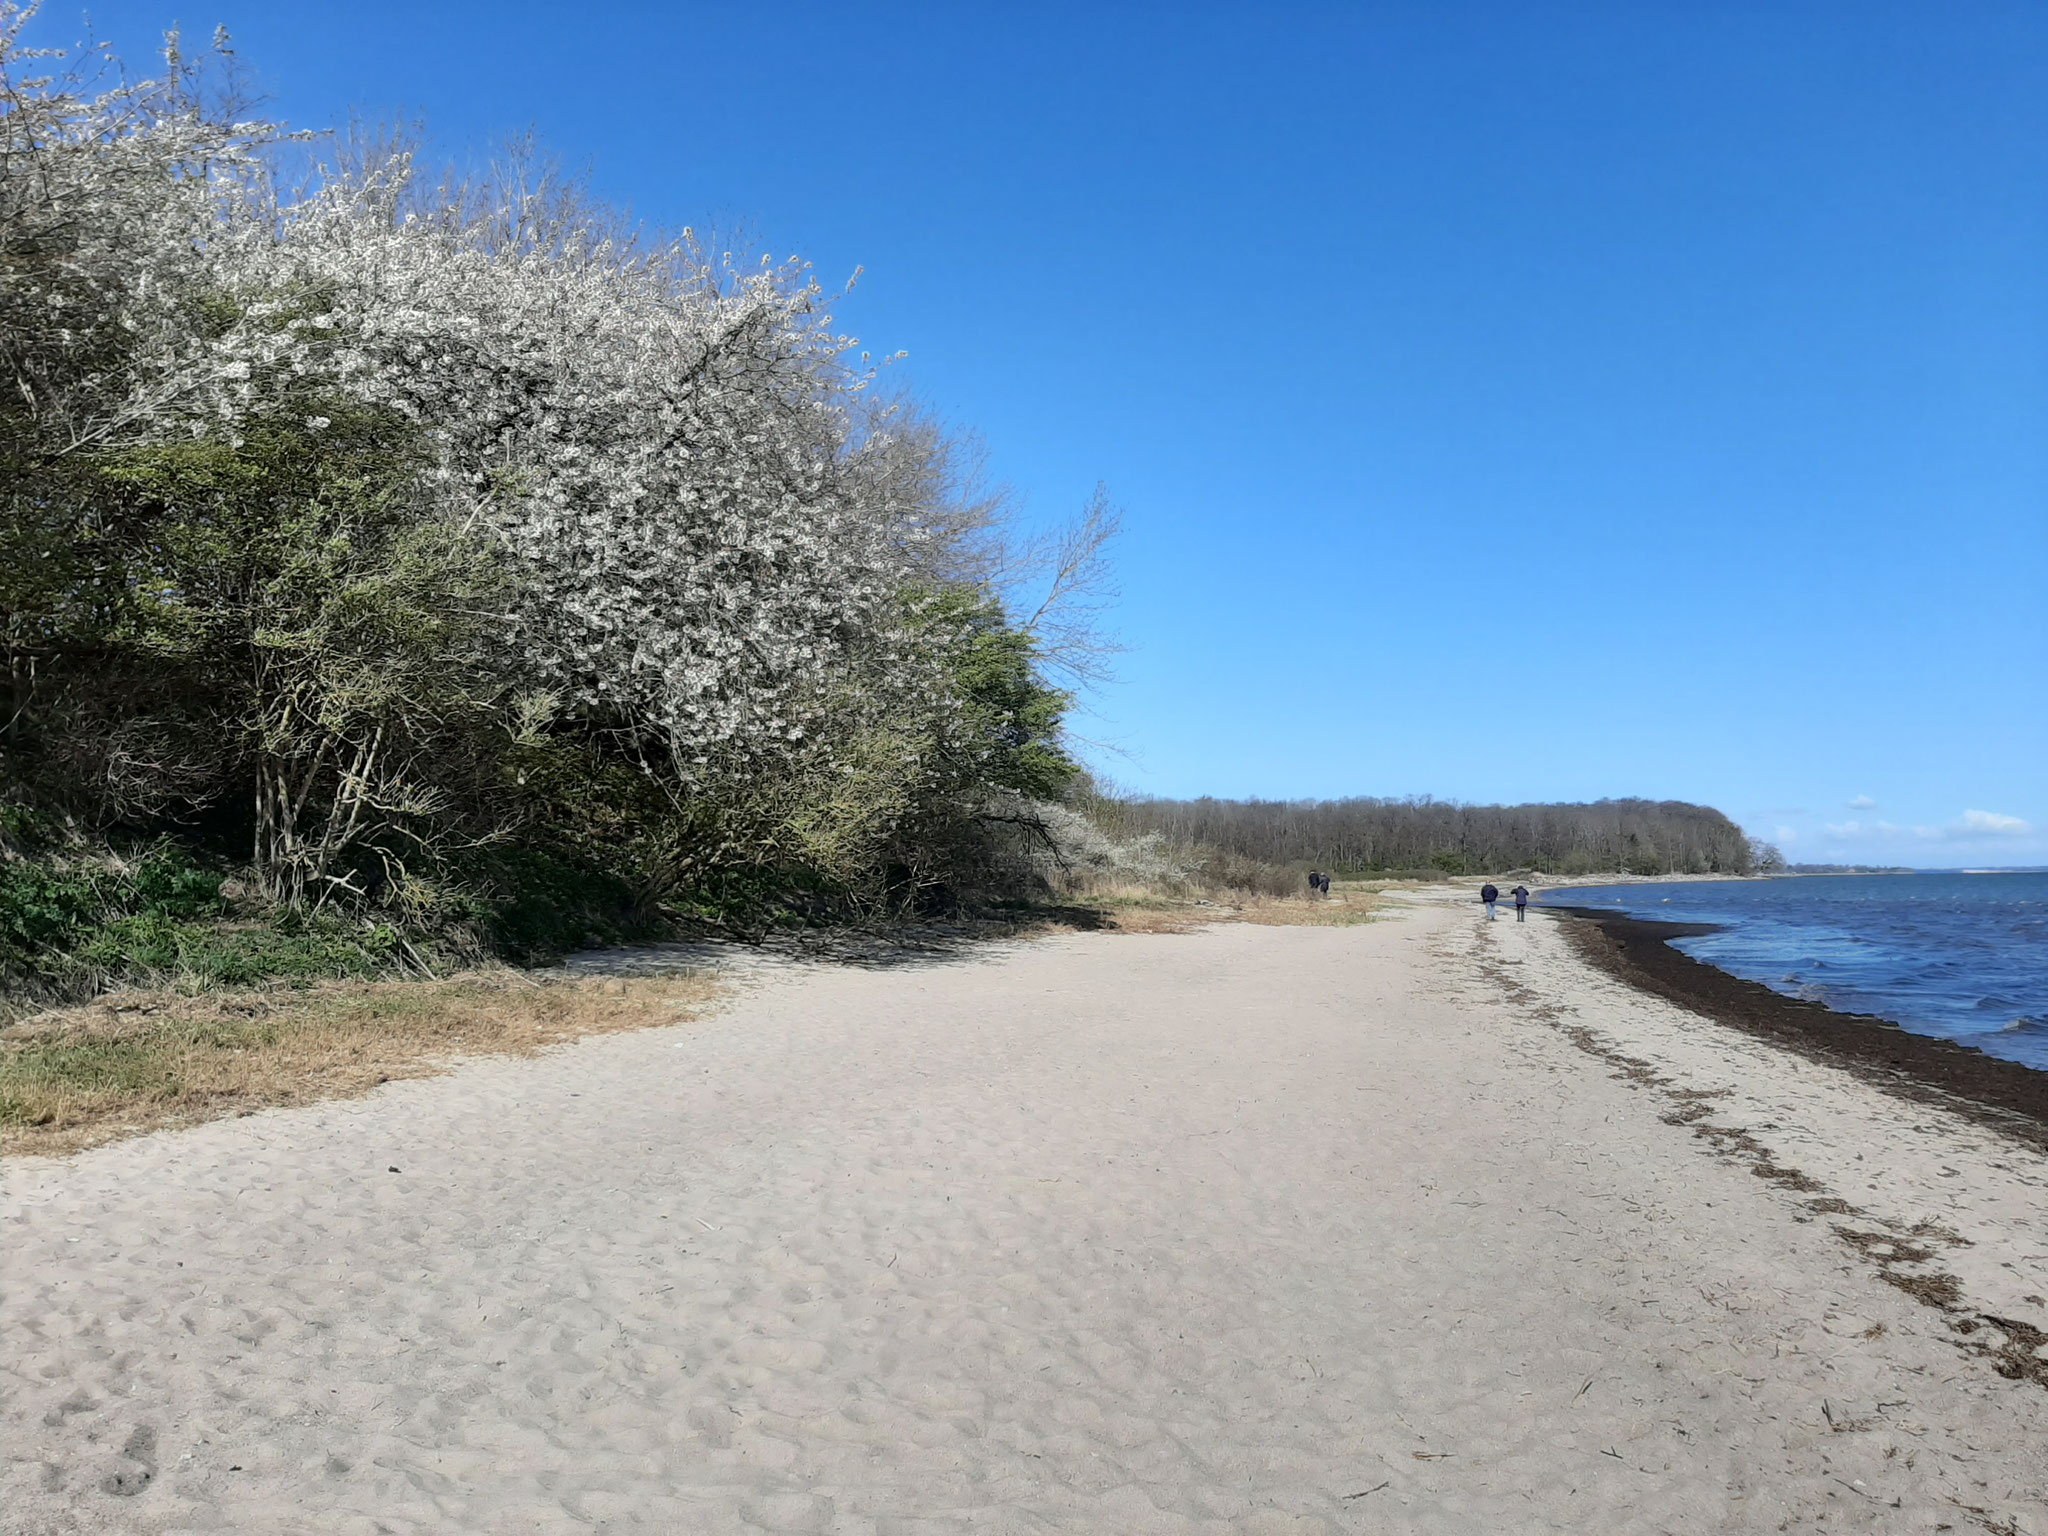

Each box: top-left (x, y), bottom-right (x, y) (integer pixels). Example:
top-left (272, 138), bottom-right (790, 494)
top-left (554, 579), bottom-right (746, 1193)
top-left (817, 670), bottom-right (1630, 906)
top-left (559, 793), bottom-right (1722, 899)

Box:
top-left (1512, 884), bottom-right (1530, 921)
top-left (1308, 870), bottom-right (1323, 898)
top-left (1480, 882), bottom-right (1499, 920)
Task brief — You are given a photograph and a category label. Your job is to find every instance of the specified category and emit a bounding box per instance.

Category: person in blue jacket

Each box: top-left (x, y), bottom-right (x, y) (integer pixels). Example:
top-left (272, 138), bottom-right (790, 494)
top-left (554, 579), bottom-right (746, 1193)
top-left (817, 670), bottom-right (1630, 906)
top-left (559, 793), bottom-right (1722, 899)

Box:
top-left (1480, 882), bottom-right (1499, 920)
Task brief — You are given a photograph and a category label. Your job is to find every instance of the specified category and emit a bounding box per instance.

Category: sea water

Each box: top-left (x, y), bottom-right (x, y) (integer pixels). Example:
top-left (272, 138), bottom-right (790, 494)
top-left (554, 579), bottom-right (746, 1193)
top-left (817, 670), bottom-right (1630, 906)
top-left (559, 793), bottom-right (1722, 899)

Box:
top-left (1538, 871), bottom-right (2048, 1072)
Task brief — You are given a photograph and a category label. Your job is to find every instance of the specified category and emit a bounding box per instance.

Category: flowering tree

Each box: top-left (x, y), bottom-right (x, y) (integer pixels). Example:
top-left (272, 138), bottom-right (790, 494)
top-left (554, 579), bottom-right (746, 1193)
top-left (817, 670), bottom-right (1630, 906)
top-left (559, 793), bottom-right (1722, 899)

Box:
top-left (1, 6), bottom-right (1096, 928)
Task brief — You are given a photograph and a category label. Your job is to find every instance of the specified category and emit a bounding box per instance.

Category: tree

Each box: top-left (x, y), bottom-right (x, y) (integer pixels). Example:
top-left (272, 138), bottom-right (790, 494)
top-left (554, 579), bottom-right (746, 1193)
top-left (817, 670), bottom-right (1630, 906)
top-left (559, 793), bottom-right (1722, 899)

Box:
top-left (0, 7), bottom-right (1101, 933)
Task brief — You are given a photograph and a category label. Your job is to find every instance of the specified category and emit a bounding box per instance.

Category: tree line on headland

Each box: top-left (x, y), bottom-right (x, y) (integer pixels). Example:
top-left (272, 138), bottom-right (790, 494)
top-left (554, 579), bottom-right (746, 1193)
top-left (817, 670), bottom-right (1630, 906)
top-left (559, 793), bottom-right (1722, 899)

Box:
top-left (1085, 791), bottom-right (1774, 879)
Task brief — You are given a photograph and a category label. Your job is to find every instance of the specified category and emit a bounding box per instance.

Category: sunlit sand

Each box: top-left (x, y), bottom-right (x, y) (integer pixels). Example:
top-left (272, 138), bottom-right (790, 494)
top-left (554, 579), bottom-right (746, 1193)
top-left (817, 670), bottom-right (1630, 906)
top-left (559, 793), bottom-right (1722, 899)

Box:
top-left (6, 897), bottom-right (2045, 1532)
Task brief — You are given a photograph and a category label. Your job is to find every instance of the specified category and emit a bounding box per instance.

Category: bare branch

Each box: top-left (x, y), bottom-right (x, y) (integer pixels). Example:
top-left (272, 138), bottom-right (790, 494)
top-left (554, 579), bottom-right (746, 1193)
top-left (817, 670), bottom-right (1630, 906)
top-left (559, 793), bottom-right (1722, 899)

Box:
top-left (1015, 484), bottom-right (1124, 690)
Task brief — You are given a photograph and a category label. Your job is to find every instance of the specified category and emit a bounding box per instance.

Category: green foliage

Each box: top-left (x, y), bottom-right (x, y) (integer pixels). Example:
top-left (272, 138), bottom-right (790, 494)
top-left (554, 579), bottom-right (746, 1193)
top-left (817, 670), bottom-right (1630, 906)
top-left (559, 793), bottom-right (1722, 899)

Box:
top-left (72, 909), bottom-right (402, 989)
top-left (0, 847), bottom-right (224, 975)
top-left (5, 393), bottom-right (515, 890)
top-left (0, 838), bottom-right (407, 995)
top-left (941, 592), bottom-right (1079, 801)
top-left (663, 863), bottom-right (839, 932)
top-left (94, 406), bottom-right (465, 667)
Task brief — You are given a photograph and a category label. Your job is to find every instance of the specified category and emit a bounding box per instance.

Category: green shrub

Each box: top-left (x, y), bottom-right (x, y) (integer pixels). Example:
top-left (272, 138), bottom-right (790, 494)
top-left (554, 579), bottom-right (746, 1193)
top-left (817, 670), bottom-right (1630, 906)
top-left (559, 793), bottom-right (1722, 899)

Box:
top-left (0, 842), bottom-right (409, 996)
top-left (0, 846), bottom-right (226, 983)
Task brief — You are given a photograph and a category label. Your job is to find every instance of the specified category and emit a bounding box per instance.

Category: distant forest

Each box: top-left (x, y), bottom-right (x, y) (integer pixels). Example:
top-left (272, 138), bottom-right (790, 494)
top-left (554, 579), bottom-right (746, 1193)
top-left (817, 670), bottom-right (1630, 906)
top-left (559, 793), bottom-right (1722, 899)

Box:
top-left (1090, 795), bottom-right (1766, 878)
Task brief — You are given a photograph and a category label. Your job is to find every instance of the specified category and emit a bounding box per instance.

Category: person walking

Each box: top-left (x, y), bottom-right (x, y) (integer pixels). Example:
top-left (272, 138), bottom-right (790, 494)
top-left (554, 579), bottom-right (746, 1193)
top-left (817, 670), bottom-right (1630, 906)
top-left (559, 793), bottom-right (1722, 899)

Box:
top-left (1480, 882), bottom-right (1499, 921)
top-left (1308, 870), bottom-right (1323, 899)
top-left (1512, 884), bottom-right (1529, 922)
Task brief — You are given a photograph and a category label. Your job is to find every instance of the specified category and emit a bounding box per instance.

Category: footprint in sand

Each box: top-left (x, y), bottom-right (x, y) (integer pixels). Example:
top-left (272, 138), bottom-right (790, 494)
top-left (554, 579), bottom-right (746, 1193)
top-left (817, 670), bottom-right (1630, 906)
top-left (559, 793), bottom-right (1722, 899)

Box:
top-left (98, 1424), bottom-right (157, 1497)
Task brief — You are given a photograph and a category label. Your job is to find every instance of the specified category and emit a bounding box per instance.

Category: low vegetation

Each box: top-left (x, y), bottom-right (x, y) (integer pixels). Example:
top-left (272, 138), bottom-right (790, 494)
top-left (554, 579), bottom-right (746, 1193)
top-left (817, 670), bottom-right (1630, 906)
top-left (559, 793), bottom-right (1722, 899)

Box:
top-left (1084, 878), bottom-right (1389, 934)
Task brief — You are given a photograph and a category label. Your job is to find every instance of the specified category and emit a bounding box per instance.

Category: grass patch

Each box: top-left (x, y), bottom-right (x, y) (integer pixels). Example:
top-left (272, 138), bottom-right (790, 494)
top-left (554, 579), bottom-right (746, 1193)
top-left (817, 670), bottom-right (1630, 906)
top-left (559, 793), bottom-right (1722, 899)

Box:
top-left (1236, 887), bottom-right (1390, 927)
top-left (1, 967), bottom-right (722, 1157)
top-left (71, 909), bottom-right (406, 989)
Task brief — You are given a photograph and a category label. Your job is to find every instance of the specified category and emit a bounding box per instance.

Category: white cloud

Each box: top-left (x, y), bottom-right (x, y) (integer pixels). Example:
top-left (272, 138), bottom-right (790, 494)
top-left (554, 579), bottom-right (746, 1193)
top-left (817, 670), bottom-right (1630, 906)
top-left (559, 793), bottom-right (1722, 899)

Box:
top-left (1823, 810), bottom-right (2035, 845)
top-left (1847, 795), bottom-right (1876, 810)
top-left (1958, 809), bottom-right (2032, 837)
top-left (1774, 825), bottom-right (1798, 845)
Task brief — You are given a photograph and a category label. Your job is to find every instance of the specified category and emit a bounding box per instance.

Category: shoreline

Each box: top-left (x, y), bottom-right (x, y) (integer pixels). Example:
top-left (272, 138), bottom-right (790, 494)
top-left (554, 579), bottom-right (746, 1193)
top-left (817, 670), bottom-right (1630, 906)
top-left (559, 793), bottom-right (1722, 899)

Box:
top-left (1547, 903), bottom-right (2048, 1152)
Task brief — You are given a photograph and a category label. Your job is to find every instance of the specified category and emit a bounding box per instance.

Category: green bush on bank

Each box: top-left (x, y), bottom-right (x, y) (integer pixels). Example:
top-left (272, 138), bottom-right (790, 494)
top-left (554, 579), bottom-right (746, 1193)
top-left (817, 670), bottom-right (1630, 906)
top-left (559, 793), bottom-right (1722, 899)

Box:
top-left (0, 836), bottom-right (417, 999)
top-left (0, 846), bottom-right (220, 981)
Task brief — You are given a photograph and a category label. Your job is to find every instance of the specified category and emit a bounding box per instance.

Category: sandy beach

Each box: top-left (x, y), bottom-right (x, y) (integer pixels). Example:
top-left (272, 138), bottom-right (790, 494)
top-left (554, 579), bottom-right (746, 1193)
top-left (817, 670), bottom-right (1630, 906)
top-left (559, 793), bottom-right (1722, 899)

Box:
top-left (5, 895), bottom-right (2046, 1534)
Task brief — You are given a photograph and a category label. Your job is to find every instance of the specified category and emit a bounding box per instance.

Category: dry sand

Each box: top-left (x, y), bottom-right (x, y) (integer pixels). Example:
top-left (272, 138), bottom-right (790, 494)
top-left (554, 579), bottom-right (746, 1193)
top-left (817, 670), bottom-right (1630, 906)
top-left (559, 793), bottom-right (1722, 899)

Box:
top-left (5, 895), bottom-right (2046, 1534)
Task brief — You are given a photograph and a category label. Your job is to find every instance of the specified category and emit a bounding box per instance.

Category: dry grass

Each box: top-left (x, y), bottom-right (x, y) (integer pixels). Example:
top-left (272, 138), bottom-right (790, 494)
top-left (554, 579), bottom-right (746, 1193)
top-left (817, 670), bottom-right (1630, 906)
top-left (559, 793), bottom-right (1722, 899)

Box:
top-left (1084, 881), bottom-right (1391, 935)
top-left (0, 968), bottom-right (722, 1158)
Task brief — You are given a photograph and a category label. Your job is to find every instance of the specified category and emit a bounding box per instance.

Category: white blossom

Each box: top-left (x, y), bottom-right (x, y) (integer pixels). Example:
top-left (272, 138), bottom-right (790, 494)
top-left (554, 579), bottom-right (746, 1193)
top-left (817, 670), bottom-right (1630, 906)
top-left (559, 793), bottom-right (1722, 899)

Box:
top-left (2, 10), bottom-right (980, 786)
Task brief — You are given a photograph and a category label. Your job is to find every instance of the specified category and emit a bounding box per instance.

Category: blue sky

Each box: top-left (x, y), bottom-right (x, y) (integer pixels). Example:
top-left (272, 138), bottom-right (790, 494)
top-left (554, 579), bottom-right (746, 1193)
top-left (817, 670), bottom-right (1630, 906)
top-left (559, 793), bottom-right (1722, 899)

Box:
top-left (35, 2), bottom-right (2047, 866)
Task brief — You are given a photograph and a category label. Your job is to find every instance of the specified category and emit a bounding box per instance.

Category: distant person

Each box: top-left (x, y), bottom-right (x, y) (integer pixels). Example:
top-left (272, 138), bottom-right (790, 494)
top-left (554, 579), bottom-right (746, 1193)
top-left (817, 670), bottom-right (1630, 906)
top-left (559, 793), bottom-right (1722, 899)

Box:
top-left (1481, 882), bottom-right (1499, 921)
top-left (1512, 884), bottom-right (1529, 922)
top-left (1308, 870), bottom-right (1323, 898)
top-left (1320, 873), bottom-right (1333, 895)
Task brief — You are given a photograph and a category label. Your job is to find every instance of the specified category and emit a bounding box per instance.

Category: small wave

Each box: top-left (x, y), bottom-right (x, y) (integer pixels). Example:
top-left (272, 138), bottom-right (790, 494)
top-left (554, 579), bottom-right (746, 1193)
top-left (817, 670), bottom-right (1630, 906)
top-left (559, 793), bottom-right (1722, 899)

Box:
top-left (1998, 1016), bottom-right (2048, 1036)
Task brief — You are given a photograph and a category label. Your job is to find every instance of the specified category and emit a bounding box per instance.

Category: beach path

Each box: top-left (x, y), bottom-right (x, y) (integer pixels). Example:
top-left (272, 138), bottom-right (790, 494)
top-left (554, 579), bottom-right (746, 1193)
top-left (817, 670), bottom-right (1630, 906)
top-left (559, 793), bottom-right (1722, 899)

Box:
top-left (6, 903), bottom-right (2046, 1534)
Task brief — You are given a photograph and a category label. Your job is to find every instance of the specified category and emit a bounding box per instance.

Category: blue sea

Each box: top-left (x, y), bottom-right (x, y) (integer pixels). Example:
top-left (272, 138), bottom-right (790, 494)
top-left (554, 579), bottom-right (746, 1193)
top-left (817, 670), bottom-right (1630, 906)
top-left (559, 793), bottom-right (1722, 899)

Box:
top-left (1538, 871), bottom-right (2048, 1072)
